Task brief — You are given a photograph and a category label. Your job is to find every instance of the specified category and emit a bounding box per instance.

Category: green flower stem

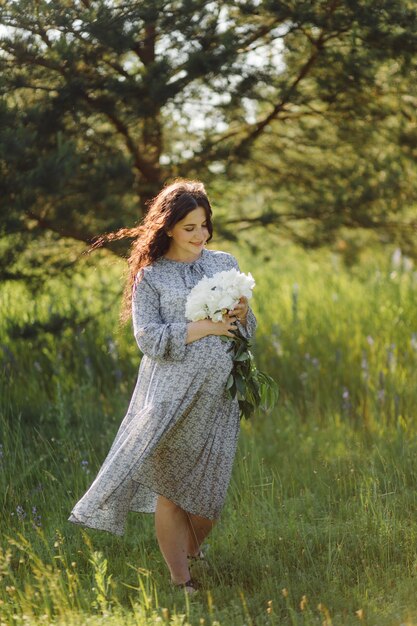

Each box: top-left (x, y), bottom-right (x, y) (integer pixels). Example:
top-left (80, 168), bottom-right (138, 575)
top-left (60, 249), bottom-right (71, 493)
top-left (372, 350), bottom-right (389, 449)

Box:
top-left (222, 331), bottom-right (279, 419)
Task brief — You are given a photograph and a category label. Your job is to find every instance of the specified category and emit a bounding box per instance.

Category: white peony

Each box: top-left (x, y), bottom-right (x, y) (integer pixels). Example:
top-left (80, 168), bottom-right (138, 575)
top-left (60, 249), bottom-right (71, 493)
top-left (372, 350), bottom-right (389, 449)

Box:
top-left (185, 268), bottom-right (255, 322)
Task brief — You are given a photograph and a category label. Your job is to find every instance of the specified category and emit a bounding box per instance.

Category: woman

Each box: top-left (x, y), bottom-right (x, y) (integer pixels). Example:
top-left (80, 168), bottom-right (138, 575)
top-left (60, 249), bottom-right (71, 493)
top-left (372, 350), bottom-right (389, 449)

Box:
top-left (68, 179), bottom-right (257, 592)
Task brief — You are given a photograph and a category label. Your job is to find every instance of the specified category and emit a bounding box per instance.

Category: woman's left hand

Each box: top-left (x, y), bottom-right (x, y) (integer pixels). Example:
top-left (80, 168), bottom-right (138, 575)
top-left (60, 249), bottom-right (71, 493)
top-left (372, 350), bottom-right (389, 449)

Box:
top-left (228, 297), bottom-right (249, 323)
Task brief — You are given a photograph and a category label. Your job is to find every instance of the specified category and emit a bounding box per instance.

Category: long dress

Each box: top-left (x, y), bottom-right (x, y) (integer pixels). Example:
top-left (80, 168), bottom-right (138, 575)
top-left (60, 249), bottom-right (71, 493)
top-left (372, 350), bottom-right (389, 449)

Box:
top-left (68, 248), bottom-right (257, 536)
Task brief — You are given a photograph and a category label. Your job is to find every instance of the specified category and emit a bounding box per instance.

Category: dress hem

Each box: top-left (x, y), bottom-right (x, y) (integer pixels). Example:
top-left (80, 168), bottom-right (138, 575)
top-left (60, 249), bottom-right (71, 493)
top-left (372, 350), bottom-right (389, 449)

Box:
top-left (131, 478), bottom-right (220, 522)
top-left (68, 483), bottom-right (219, 538)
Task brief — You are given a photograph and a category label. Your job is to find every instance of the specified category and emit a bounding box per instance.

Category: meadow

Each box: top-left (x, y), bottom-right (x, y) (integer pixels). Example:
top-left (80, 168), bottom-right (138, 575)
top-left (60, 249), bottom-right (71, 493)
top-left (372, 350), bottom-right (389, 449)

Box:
top-left (1, 240), bottom-right (417, 626)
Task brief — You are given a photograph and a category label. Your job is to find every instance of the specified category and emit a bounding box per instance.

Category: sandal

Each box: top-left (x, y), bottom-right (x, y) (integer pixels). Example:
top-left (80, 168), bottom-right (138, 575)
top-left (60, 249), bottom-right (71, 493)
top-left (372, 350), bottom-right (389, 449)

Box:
top-left (173, 578), bottom-right (199, 594)
top-left (187, 549), bottom-right (205, 562)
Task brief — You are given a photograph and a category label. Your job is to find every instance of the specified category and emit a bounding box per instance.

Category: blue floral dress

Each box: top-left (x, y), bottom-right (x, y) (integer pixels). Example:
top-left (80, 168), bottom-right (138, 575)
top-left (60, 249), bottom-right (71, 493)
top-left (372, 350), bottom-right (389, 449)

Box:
top-left (68, 248), bottom-right (257, 536)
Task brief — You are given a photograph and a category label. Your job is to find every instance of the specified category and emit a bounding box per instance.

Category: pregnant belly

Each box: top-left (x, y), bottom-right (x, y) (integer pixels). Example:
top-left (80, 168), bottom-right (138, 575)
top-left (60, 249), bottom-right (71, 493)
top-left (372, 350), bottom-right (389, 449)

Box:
top-left (186, 335), bottom-right (234, 371)
top-left (138, 336), bottom-right (235, 387)
top-left (136, 336), bottom-right (236, 406)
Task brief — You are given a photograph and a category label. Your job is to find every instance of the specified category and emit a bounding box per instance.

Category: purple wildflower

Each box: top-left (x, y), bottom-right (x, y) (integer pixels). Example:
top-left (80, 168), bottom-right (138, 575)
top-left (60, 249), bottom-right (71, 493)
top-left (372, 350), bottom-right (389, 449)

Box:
top-left (16, 505), bottom-right (26, 521)
top-left (31, 506), bottom-right (42, 528)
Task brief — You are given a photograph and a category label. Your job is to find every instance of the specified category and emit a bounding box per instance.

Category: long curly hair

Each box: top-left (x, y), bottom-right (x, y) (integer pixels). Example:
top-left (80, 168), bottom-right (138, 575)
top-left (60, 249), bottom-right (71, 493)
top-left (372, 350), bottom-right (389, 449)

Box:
top-left (88, 179), bottom-right (213, 325)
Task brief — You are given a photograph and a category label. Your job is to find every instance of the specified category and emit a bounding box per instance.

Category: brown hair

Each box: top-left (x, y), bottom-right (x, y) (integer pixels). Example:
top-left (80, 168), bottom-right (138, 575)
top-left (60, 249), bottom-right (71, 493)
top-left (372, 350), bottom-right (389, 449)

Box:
top-left (88, 179), bottom-right (213, 324)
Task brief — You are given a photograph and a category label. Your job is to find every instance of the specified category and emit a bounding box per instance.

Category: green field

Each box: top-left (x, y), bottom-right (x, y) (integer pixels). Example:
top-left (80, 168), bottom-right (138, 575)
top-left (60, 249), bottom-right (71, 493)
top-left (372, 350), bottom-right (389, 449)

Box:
top-left (1, 242), bottom-right (417, 626)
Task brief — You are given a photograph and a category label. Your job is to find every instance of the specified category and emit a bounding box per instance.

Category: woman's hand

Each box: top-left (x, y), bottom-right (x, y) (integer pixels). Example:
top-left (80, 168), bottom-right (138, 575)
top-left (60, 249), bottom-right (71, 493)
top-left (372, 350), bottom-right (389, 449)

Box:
top-left (228, 297), bottom-right (249, 324)
top-left (186, 301), bottom-right (249, 345)
top-left (186, 315), bottom-right (237, 344)
top-left (209, 313), bottom-right (238, 337)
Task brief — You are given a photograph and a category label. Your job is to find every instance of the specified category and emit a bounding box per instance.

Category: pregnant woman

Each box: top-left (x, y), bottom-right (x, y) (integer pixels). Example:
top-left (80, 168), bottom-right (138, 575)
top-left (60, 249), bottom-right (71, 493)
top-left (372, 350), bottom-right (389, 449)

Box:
top-left (68, 179), bottom-right (257, 593)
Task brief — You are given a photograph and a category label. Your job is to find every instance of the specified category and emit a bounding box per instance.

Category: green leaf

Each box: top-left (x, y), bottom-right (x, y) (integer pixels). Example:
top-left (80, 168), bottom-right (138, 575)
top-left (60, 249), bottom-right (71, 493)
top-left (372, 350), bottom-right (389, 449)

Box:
top-left (239, 399), bottom-right (255, 420)
top-left (226, 373), bottom-right (234, 390)
top-left (235, 373), bottom-right (246, 397)
top-left (234, 351), bottom-right (250, 362)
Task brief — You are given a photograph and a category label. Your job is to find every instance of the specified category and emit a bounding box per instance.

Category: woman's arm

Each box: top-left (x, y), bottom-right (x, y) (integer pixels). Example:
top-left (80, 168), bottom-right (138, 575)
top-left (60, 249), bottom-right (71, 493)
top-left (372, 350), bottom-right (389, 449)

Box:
top-left (132, 275), bottom-right (188, 361)
top-left (132, 273), bottom-right (238, 359)
top-left (186, 315), bottom-right (237, 345)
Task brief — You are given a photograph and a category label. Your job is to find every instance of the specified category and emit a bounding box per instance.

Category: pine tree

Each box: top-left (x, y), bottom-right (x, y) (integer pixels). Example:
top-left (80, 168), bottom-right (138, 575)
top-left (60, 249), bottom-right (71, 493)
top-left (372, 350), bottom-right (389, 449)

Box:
top-left (1, 0), bottom-right (417, 282)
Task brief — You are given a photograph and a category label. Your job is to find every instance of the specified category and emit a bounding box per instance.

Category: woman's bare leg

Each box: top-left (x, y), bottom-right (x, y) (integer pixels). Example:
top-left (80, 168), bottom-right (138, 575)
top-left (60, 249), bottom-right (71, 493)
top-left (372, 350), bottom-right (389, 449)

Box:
top-left (154, 495), bottom-right (191, 584)
top-left (186, 512), bottom-right (216, 557)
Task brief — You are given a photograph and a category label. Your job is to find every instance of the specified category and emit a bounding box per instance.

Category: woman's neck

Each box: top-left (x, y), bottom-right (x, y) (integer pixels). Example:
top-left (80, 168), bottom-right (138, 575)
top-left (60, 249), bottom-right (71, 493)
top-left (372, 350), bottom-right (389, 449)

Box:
top-left (163, 248), bottom-right (204, 263)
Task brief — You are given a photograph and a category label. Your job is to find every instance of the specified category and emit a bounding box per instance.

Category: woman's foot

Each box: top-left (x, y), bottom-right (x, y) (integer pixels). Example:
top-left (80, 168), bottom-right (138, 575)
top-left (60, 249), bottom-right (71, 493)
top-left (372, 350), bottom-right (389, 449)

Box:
top-left (172, 578), bottom-right (199, 594)
top-left (187, 549), bottom-right (205, 561)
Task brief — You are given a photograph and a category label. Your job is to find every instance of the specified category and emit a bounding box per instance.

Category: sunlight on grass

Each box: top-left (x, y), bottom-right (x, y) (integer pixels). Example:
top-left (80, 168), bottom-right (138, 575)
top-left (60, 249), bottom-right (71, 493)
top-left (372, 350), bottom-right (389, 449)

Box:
top-left (2, 242), bottom-right (417, 625)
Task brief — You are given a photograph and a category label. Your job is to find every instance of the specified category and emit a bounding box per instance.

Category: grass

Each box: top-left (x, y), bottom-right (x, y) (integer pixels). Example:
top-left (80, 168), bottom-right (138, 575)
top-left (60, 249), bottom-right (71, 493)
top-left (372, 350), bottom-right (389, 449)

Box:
top-left (1, 241), bottom-right (417, 625)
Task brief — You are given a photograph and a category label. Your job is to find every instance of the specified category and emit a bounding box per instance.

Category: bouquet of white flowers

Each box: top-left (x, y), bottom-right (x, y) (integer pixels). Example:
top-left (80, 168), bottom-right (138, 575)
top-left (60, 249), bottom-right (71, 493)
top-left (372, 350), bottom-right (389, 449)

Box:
top-left (185, 268), bottom-right (279, 419)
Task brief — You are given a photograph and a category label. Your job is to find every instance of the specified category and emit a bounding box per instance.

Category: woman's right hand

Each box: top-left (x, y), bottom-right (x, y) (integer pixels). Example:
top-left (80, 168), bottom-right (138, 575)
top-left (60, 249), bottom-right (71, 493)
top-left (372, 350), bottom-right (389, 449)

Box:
top-left (208, 314), bottom-right (237, 337)
top-left (185, 315), bottom-right (237, 345)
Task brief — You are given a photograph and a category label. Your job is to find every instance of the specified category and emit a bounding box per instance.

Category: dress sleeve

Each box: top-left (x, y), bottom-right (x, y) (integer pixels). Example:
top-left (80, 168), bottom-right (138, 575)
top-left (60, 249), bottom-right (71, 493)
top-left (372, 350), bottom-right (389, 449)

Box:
top-left (229, 256), bottom-right (257, 340)
top-left (132, 272), bottom-right (188, 361)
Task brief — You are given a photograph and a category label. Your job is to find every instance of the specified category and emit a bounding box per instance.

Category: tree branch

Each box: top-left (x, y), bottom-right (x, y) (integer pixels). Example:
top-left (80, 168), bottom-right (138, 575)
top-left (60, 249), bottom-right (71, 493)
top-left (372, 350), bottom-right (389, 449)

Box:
top-left (2, 38), bottom-right (161, 183)
top-left (25, 210), bottom-right (96, 244)
top-left (231, 40), bottom-right (324, 155)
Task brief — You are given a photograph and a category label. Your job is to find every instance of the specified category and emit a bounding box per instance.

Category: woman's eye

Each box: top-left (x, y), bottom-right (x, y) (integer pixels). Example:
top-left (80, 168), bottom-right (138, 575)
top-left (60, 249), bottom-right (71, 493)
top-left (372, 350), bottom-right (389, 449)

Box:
top-left (185, 224), bottom-right (207, 232)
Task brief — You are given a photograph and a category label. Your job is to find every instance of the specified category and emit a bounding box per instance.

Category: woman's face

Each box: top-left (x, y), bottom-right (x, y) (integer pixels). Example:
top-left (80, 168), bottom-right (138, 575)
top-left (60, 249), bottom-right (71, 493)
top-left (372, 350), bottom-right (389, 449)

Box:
top-left (166, 207), bottom-right (209, 260)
